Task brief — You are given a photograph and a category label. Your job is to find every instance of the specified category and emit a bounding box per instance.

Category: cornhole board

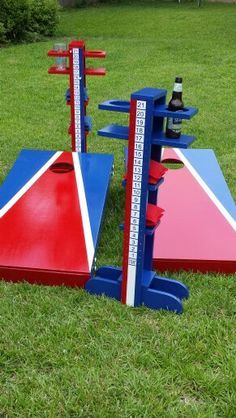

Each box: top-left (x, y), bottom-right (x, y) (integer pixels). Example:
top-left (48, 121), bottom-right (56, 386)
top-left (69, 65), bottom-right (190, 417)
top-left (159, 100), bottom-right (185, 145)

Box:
top-left (154, 148), bottom-right (236, 274)
top-left (0, 150), bottom-right (113, 286)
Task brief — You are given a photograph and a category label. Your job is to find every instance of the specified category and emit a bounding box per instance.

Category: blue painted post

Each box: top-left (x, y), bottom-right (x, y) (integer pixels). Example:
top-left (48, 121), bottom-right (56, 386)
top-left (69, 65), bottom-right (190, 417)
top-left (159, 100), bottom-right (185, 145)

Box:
top-left (85, 86), bottom-right (198, 313)
top-left (121, 88), bottom-right (166, 306)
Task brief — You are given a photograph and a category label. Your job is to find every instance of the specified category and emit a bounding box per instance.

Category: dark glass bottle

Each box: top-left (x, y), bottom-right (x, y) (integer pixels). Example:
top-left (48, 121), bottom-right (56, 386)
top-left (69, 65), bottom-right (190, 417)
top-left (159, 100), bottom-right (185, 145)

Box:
top-left (166, 77), bottom-right (184, 139)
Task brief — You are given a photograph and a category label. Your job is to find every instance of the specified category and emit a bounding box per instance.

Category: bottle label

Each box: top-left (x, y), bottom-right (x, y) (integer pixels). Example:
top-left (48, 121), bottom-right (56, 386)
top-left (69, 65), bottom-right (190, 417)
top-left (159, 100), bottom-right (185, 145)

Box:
top-left (173, 82), bottom-right (182, 93)
top-left (167, 118), bottom-right (182, 133)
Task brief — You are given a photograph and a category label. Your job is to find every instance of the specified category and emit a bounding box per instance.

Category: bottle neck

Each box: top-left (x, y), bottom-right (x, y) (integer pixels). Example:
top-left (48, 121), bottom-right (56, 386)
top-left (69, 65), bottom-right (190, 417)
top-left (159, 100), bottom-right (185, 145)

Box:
top-left (172, 91), bottom-right (182, 100)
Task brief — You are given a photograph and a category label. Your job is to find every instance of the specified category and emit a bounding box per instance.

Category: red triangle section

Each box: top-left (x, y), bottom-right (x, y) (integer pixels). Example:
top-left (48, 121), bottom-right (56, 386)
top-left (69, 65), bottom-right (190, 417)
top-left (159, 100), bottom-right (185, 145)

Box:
top-left (0, 152), bottom-right (90, 286)
top-left (154, 149), bottom-right (236, 274)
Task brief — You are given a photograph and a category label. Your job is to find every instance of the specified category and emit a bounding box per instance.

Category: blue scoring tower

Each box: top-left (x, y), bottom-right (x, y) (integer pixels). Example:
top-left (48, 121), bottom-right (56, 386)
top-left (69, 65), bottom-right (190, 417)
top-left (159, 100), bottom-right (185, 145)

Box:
top-left (85, 87), bottom-right (198, 313)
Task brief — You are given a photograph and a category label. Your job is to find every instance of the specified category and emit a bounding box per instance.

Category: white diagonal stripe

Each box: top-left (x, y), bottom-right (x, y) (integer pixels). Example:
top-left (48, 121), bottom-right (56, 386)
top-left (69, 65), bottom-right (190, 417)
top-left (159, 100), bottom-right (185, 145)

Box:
top-left (175, 148), bottom-right (236, 231)
top-left (0, 151), bottom-right (62, 218)
top-left (72, 152), bottom-right (94, 270)
top-left (126, 265), bottom-right (136, 307)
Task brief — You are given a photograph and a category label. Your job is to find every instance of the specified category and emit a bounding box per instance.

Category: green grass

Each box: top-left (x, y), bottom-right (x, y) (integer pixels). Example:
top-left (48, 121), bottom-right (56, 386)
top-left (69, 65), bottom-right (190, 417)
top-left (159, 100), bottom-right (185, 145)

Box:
top-left (0, 2), bottom-right (236, 416)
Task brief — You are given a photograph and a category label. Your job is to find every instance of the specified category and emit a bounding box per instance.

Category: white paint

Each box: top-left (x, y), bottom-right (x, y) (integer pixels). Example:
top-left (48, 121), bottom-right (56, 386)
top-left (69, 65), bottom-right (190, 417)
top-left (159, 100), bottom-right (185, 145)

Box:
top-left (72, 48), bottom-right (82, 152)
top-left (175, 148), bottom-right (236, 231)
top-left (0, 152), bottom-right (62, 218)
top-left (126, 265), bottom-right (137, 306)
top-left (72, 152), bottom-right (94, 270)
top-left (126, 100), bottom-right (147, 306)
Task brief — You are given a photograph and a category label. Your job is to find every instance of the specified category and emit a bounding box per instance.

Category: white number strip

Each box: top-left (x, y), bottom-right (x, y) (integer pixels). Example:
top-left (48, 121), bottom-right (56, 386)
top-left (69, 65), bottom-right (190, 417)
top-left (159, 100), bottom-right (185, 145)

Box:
top-left (73, 48), bottom-right (82, 153)
top-left (0, 152), bottom-right (62, 218)
top-left (126, 100), bottom-right (146, 306)
top-left (175, 148), bottom-right (236, 231)
top-left (72, 152), bottom-right (94, 270)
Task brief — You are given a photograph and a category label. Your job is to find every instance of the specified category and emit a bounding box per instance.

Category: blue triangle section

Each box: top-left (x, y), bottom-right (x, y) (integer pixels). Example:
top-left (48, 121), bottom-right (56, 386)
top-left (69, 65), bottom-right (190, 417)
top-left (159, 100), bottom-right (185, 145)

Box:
top-left (79, 153), bottom-right (114, 246)
top-left (180, 149), bottom-right (236, 220)
top-left (0, 149), bottom-right (56, 209)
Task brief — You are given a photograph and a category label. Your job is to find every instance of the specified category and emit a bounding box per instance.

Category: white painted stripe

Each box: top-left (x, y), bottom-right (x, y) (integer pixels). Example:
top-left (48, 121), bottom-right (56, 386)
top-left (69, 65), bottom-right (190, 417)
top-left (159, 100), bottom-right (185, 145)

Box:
top-left (161, 147), bottom-right (165, 160)
top-left (0, 152), bottom-right (62, 218)
top-left (175, 148), bottom-right (236, 231)
top-left (126, 264), bottom-right (136, 307)
top-left (126, 100), bottom-right (146, 306)
top-left (72, 152), bottom-right (94, 270)
top-left (73, 48), bottom-right (82, 152)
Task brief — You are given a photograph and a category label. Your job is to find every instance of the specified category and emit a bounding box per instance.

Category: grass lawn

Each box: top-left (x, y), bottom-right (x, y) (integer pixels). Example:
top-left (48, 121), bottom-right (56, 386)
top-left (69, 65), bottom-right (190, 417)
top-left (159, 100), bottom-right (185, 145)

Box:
top-left (0, 1), bottom-right (236, 416)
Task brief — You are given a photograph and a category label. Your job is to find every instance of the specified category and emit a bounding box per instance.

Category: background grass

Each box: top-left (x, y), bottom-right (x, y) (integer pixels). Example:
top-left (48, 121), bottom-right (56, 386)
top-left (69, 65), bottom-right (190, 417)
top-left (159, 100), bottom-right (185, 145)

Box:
top-left (0, 2), bottom-right (236, 416)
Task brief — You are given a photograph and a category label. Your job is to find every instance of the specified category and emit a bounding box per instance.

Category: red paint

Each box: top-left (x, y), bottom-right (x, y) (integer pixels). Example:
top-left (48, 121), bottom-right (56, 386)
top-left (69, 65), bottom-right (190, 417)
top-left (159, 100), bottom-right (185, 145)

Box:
top-left (85, 68), bottom-right (106, 76)
top-left (48, 66), bottom-right (70, 75)
top-left (124, 160), bottom-right (167, 185)
top-left (0, 267), bottom-right (89, 288)
top-left (47, 50), bottom-right (69, 57)
top-left (0, 152), bottom-right (90, 286)
top-left (146, 204), bottom-right (164, 227)
top-left (48, 40), bottom-right (106, 152)
top-left (149, 161), bottom-right (168, 184)
top-left (153, 149), bottom-right (236, 274)
top-left (85, 50), bottom-right (106, 58)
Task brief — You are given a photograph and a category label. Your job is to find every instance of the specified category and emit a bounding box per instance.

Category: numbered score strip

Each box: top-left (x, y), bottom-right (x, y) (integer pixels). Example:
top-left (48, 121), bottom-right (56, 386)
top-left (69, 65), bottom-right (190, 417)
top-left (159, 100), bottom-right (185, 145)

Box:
top-left (72, 48), bottom-right (82, 152)
top-left (125, 100), bottom-right (147, 307)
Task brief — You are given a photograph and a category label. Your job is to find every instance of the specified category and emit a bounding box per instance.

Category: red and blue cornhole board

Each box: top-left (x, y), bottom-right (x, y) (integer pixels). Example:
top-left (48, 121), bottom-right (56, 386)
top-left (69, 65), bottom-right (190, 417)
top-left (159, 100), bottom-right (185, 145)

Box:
top-left (0, 150), bottom-right (113, 286)
top-left (154, 148), bottom-right (236, 274)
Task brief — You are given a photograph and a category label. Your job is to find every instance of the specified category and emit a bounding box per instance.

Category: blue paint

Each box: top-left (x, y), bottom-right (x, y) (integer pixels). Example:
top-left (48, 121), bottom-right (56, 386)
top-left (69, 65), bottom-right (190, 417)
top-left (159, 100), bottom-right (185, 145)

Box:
top-left (79, 153), bottom-right (114, 245)
top-left (65, 87), bottom-right (88, 103)
top-left (152, 131), bottom-right (196, 148)
top-left (86, 87), bottom-right (198, 313)
top-left (85, 266), bottom-right (122, 300)
top-left (154, 104), bottom-right (198, 120)
top-left (0, 150), bottom-right (56, 209)
top-left (65, 88), bottom-right (70, 101)
top-left (84, 116), bottom-right (92, 132)
top-left (84, 87), bottom-right (89, 102)
top-left (147, 274), bottom-right (189, 300)
top-left (0, 150), bottom-right (114, 258)
top-left (142, 288), bottom-right (183, 314)
top-left (99, 99), bottom-right (131, 113)
top-left (130, 92), bottom-right (154, 306)
top-left (98, 124), bottom-right (129, 140)
top-left (134, 87), bottom-right (167, 101)
top-left (181, 149), bottom-right (236, 220)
